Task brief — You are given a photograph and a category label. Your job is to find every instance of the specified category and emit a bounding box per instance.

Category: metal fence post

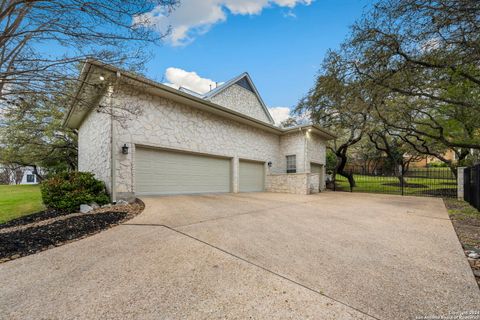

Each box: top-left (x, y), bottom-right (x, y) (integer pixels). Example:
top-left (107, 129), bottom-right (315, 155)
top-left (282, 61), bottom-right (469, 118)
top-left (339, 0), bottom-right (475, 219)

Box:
top-left (464, 167), bottom-right (470, 203)
top-left (475, 165), bottom-right (480, 210)
top-left (400, 165), bottom-right (404, 196)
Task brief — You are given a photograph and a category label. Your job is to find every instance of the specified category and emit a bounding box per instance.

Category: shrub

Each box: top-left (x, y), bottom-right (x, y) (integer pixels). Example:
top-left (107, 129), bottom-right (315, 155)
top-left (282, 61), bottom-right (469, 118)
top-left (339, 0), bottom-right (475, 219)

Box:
top-left (41, 172), bottom-right (110, 213)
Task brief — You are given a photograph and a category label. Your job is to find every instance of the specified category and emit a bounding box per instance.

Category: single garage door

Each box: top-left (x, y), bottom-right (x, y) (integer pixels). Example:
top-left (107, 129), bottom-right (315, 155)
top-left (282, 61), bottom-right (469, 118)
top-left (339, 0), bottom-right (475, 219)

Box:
top-left (135, 147), bottom-right (231, 195)
top-left (311, 163), bottom-right (324, 190)
top-left (311, 163), bottom-right (323, 174)
top-left (239, 160), bottom-right (264, 192)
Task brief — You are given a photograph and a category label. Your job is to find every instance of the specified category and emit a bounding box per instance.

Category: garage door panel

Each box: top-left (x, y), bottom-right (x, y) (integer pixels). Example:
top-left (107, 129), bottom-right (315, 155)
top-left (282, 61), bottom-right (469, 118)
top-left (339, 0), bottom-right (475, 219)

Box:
top-left (135, 148), bottom-right (231, 195)
top-left (239, 160), bottom-right (264, 192)
top-left (311, 163), bottom-right (323, 173)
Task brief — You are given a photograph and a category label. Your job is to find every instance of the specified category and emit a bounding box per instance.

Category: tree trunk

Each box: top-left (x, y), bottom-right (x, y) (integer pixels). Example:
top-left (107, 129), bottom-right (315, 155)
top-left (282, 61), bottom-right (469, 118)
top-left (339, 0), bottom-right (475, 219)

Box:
top-left (335, 148), bottom-right (356, 189)
top-left (32, 165), bottom-right (44, 182)
top-left (395, 164), bottom-right (407, 186)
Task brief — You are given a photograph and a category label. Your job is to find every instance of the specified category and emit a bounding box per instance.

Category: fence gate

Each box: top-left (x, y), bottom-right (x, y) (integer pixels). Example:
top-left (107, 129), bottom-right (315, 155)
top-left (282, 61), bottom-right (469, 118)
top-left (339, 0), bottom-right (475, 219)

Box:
top-left (332, 166), bottom-right (457, 198)
top-left (464, 165), bottom-right (480, 210)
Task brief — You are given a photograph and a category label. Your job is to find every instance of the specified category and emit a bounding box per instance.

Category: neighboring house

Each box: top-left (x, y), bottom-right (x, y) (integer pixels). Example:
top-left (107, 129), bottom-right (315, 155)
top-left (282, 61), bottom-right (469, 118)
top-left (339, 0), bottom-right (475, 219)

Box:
top-left (409, 149), bottom-right (458, 168)
top-left (63, 60), bottom-right (335, 202)
top-left (0, 166), bottom-right (40, 185)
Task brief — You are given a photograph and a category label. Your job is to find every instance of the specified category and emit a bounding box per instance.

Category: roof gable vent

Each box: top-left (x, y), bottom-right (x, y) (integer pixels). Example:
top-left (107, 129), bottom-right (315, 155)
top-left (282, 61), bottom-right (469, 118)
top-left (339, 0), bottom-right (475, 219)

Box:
top-left (236, 77), bottom-right (255, 93)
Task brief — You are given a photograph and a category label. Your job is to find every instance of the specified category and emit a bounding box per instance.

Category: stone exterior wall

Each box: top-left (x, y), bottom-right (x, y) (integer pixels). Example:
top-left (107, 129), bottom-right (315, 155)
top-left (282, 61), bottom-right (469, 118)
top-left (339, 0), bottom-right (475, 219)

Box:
top-left (209, 84), bottom-right (273, 124)
top-left (265, 173), bottom-right (319, 195)
top-left (77, 84), bottom-right (330, 200)
top-left (458, 167), bottom-right (465, 200)
top-left (78, 106), bottom-right (112, 193)
top-left (111, 86), bottom-right (283, 199)
top-left (307, 132), bottom-right (327, 190)
top-left (280, 131), bottom-right (306, 173)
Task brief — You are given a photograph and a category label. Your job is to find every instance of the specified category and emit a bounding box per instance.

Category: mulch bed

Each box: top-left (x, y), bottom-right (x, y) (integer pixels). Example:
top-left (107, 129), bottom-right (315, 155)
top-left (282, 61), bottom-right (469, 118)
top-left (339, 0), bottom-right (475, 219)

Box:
top-left (0, 200), bottom-right (144, 263)
top-left (444, 199), bottom-right (480, 288)
top-left (0, 209), bottom-right (67, 229)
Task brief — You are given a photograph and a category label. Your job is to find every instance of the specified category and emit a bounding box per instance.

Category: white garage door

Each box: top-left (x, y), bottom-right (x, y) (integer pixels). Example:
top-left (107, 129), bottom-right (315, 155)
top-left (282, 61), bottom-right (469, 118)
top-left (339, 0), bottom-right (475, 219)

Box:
top-left (239, 160), bottom-right (264, 192)
top-left (135, 147), bottom-right (231, 195)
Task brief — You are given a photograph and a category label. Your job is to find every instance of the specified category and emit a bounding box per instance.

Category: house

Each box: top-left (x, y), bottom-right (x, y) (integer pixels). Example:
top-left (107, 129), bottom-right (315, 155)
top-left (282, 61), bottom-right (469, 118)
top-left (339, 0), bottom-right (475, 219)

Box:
top-left (0, 166), bottom-right (40, 185)
top-left (63, 60), bottom-right (335, 202)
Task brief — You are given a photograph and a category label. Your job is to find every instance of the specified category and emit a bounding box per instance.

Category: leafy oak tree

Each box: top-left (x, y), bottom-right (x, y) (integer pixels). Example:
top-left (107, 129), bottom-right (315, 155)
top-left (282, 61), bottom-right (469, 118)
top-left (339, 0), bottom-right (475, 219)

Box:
top-left (0, 85), bottom-right (77, 180)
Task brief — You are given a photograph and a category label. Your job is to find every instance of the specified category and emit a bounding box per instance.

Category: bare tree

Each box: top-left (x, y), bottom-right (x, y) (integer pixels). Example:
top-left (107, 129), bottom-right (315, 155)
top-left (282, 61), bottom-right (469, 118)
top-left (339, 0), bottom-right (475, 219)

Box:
top-left (0, 0), bottom-right (176, 105)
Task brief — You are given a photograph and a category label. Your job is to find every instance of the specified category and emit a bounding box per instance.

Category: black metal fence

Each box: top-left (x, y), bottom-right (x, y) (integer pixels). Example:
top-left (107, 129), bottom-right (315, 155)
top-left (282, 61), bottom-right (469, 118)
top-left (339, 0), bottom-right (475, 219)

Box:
top-left (332, 166), bottom-right (457, 198)
top-left (464, 164), bottom-right (480, 210)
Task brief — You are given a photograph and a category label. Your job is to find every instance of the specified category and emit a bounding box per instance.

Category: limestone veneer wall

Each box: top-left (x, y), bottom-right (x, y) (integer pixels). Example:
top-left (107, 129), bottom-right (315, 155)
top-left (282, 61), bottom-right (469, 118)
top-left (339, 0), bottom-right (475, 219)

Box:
top-left (208, 84), bottom-right (273, 124)
top-left (457, 167), bottom-right (465, 200)
top-left (280, 131), bottom-right (306, 173)
top-left (111, 86), bottom-right (283, 198)
top-left (77, 106), bottom-right (112, 193)
top-left (265, 173), bottom-right (320, 195)
top-left (306, 132), bottom-right (327, 190)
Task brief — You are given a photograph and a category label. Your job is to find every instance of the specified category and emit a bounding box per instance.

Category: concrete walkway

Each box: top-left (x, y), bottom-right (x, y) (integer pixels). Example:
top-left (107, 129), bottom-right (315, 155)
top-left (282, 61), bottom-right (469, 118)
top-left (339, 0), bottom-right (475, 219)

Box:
top-left (0, 192), bottom-right (479, 319)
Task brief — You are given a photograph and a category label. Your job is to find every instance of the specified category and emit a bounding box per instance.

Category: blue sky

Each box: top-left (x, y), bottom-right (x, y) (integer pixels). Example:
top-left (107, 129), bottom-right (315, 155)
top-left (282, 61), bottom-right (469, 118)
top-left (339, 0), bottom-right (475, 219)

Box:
top-left (139, 0), bottom-right (372, 123)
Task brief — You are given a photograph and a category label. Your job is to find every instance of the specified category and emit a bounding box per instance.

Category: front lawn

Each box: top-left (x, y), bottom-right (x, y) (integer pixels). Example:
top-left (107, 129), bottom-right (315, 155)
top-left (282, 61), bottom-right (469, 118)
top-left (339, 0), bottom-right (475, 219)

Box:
top-left (0, 185), bottom-right (44, 224)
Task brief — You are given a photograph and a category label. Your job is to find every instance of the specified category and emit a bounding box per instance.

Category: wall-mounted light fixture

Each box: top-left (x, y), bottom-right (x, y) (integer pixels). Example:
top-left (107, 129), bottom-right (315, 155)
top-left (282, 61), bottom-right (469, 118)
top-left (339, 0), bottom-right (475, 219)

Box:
top-left (122, 144), bottom-right (129, 154)
top-left (267, 161), bottom-right (272, 168)
top-left (99, 75), bottom-right (105, 81)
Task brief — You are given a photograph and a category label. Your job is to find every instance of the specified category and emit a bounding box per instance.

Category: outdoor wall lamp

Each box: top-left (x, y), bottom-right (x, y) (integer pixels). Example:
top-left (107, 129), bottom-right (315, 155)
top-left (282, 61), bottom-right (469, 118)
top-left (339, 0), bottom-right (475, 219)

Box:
top-left (122, 144), bottom-right (129, 154)
top-left (268, 161), bottom-right (272, 168)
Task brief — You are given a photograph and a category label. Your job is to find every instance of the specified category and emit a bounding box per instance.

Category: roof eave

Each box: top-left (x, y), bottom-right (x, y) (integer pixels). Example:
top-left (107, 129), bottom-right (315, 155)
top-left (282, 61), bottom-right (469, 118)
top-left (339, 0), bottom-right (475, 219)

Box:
top-left (63, 61), bottom-right (336, 140)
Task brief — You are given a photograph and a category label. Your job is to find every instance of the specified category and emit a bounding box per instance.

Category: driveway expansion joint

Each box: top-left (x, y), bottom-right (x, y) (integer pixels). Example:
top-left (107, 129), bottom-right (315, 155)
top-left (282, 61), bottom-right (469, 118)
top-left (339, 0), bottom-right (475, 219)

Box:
top-left (122, 222), bottom-right (382, 320)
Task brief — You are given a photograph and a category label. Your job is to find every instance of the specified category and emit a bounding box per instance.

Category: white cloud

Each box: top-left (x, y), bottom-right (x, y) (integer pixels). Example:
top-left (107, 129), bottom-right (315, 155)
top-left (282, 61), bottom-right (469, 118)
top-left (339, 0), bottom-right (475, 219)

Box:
top-left (134, 0), bottom-right (313, 46)
top-left (268, 106), bottom-right (291, 125)
top-left (164, 67), bottom-right (219, 94)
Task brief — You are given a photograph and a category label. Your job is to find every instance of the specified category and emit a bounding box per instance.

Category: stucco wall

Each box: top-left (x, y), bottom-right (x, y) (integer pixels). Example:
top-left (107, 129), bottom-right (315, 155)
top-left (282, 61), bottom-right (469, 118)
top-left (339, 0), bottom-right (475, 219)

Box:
top-left (78, 107), bottom-right (112, 193)
top-left (209, 84), bottom-right (273, 124)
top-left (111, 86), bottom-right (283, 197)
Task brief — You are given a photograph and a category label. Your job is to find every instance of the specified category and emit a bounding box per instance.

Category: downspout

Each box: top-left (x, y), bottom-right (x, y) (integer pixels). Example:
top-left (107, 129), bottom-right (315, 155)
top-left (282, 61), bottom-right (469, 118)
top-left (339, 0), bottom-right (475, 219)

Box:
top-left (304, 128), bottom-right (308, 173)
top-left (109, 71), bottom-right (121, 203)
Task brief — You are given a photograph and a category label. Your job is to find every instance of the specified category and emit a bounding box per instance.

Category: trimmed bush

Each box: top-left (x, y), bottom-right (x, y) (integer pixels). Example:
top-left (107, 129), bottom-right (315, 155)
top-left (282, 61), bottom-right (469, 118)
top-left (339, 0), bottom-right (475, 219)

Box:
top-left (41, 172), bottom-right (110, 213)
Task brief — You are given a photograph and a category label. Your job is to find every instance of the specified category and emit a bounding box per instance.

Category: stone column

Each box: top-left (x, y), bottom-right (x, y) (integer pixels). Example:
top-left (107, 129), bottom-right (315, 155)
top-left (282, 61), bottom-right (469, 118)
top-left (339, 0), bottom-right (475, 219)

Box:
top-left (232, 156), bottom-right (239, 193)
top-left (457, 167), bottom-right (465, 200)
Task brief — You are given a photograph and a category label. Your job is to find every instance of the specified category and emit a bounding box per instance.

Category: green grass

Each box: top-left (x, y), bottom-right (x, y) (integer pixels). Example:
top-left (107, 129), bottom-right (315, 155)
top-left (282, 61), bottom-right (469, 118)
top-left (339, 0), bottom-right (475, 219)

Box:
top-left (0, 185), bottom-right (45, 224)
top-left (335, 174), bottom-right (456, 197)
top-left (444, 198), bottom-right (479, 219)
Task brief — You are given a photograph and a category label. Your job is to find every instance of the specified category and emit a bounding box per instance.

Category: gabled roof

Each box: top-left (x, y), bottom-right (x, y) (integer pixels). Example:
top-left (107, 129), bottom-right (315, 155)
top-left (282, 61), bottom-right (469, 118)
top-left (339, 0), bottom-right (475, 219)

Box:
top-left (202, 72), bottom-right (275, 124)
top-left (178, 86), bottom-right (203, 98)
top-left (63, 60), bottom-right (336, 140)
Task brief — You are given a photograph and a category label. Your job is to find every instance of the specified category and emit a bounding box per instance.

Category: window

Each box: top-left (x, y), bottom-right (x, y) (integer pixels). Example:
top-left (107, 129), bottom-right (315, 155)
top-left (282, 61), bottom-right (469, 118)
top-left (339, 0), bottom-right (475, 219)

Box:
top-left (26, 174), bottom-right (35, 183)
top-left (286, 155), bottom-right (296, 173)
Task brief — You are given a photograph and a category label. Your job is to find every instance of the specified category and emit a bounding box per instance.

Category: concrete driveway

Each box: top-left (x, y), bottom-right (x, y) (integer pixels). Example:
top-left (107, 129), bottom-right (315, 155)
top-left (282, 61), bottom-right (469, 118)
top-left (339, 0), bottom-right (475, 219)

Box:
top-left (1, 192), bottom-right (479, 319)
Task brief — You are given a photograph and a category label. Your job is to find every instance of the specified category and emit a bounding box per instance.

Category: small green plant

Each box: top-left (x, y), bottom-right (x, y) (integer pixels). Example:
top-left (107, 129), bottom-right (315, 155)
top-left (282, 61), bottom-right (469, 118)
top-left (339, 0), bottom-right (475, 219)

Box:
top-left (41, 172), bottom-right (110, 213)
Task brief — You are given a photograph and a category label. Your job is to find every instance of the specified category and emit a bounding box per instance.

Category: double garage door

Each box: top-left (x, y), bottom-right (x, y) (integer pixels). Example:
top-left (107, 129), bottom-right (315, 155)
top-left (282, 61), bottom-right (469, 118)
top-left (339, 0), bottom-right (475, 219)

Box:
top-left (135, 147), bottom-right (264, 195)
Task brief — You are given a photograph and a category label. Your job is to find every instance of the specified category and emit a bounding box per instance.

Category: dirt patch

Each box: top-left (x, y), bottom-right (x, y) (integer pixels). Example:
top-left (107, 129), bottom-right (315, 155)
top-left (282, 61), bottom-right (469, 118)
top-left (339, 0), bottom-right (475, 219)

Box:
top-left (0, 200), bottom-right (144, 263)
top-left (444, 199), bottom-right (480, 287)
